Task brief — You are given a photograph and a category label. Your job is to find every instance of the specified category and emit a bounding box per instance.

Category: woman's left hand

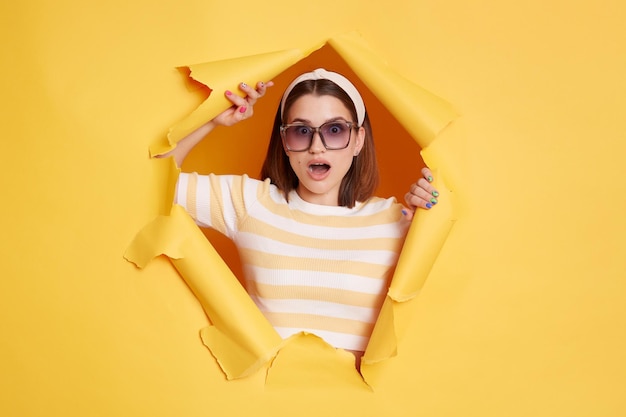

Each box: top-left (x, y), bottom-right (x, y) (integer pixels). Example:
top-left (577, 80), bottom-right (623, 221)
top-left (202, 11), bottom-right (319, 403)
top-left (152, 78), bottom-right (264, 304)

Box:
top-left (403, 167), bottom-right (439, 221)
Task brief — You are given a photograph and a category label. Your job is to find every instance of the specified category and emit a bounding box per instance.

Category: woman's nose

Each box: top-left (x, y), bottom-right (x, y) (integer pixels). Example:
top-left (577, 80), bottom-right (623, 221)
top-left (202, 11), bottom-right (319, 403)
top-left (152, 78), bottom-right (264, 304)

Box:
top-left (308, 131), bottom-right (325, 153)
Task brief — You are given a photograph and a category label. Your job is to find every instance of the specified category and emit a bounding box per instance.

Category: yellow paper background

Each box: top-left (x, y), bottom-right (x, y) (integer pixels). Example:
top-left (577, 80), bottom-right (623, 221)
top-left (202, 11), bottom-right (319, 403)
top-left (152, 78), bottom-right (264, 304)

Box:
top-left (2, 1), bottom-right (625, 416)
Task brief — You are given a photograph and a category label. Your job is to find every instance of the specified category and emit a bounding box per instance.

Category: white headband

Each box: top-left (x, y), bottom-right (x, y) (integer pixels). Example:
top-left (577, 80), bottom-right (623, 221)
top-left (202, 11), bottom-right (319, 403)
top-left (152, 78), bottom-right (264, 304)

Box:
top-left (280, 68), bottom-right (366, 126)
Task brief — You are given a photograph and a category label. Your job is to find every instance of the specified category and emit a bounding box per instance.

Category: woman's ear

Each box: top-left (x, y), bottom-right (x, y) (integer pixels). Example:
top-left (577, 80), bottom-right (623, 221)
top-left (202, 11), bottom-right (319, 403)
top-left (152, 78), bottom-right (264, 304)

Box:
top-left (354, 126), bottom-right (365, 156)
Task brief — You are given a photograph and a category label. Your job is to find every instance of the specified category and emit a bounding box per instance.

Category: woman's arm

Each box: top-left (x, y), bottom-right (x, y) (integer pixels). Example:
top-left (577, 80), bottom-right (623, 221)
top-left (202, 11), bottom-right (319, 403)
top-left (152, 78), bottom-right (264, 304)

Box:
top-left (160, 81), bottom-right (274, 167)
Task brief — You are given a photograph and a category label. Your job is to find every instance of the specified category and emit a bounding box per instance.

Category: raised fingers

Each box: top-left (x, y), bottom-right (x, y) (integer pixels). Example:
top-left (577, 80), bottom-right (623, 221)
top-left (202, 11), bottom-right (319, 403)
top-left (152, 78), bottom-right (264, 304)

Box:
top-left (239, 80), bottom-right (274, 105)
top-left (405, 174), bottom-right (439, 210)
top-left (216, 80), bottom-right (274, 126)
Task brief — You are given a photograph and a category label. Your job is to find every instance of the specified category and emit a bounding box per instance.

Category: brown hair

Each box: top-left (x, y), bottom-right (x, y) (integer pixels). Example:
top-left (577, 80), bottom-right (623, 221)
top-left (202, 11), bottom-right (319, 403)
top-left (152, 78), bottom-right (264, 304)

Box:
top-left (260, 79), bottom-right (379, 208)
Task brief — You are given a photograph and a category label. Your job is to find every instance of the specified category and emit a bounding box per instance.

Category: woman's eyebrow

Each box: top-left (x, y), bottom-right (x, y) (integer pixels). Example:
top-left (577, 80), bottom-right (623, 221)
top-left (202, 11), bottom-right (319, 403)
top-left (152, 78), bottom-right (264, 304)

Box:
top-left (289, 118), bottom-right (312, 124)
top-left (289, 116), bottom-right (349, 125)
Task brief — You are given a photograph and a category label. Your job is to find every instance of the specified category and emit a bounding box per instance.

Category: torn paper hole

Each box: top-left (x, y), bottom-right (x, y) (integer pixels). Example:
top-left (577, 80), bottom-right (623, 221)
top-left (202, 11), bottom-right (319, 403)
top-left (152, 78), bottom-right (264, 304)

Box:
top-left (125, 31), bottom-right (458, 388)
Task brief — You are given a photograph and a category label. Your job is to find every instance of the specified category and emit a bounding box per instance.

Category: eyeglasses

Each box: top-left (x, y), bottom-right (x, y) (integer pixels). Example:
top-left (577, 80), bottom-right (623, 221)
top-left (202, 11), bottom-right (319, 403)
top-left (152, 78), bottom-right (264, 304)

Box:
top-left (280, 120), bottom-right (355, 152)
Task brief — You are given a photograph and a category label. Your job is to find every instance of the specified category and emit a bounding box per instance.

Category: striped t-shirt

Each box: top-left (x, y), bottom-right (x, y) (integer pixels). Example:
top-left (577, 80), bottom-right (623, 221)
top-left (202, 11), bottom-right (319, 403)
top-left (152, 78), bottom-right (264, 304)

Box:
top-left (175, 173), bottom-right (409, 352)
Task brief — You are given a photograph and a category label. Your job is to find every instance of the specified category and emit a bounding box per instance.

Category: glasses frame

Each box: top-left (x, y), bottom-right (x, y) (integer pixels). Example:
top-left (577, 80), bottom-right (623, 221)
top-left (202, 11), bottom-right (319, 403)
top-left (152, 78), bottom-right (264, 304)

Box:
top-left (280, 120), bottom-right (356, 152)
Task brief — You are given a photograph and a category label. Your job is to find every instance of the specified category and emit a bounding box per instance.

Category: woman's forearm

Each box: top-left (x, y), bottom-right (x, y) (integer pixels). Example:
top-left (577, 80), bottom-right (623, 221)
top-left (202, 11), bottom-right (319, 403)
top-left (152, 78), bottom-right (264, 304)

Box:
top-left (160, 120), bottom-right (217, 167)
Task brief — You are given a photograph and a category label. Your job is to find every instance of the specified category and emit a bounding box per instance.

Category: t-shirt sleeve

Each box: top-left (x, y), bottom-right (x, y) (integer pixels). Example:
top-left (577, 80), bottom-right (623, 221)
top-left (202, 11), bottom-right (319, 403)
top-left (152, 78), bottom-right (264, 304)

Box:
top-left (174, 172), bottom-right (255, 238)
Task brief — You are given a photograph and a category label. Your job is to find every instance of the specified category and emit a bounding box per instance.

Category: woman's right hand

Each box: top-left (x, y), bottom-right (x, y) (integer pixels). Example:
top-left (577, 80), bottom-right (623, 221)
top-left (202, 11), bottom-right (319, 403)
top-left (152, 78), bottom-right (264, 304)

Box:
top-left (160, 80), bottom-right (274, 166)
top-left (212, 80), bottom-right (274, 127)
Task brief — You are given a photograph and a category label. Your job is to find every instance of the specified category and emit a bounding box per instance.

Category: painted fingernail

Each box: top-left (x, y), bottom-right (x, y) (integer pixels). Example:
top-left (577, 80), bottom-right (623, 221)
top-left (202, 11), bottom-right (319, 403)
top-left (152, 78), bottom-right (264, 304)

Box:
top-left (241, 82), bottom-right (247, 88)
top-left (225, 90), bottom-right (232, 96)
top-left (427, 176), bottom-right (433, 182)
top-left (432, 190), bottom-right (439, 197)
top-left (401, 209), bottom-right (407, 216)
top-left (260, 81), bottom-right (265, 87)
top-left (239, 106), bottom-right (247, 113)
top-left (426, 203), bottom-right (433, 209)
top-left (430, 198), bottom-right (438, 205)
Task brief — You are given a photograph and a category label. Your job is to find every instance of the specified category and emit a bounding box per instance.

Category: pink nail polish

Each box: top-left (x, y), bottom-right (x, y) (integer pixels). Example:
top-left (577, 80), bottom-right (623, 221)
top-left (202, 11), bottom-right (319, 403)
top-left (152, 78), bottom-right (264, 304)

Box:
top-left (239, 106), bottom-right (247, 113)
top-left (225, 90), bottom-right (232, 96)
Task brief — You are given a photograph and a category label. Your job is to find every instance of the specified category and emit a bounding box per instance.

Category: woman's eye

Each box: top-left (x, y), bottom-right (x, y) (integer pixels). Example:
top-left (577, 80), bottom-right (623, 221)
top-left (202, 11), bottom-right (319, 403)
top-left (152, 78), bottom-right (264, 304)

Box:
top-left (326, 123), bottom-right (345, 135)
top-left (295, 126), bottom-right (311, 136)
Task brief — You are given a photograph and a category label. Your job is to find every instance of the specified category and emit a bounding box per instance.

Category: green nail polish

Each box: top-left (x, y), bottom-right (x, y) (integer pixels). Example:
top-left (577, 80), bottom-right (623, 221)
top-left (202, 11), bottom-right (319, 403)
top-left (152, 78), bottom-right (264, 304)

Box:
top-left (430, 198), bottom-right (438, 204)
top-left (432, 190), bottom-right (439, 197)
top-left (427, 176), bottom-right (433, 182)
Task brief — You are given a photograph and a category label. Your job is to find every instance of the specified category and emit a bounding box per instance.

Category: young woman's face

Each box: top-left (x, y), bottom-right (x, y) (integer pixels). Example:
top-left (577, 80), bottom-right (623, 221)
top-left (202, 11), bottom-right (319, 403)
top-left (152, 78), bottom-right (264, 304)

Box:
top-left (284, 94), bottom-right (365, 206)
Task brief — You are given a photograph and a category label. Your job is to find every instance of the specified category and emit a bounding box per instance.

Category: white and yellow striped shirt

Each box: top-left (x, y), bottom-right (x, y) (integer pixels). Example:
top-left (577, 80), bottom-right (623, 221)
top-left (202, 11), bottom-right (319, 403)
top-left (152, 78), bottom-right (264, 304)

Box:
top-left (175, 173), bottom-right (409, 351)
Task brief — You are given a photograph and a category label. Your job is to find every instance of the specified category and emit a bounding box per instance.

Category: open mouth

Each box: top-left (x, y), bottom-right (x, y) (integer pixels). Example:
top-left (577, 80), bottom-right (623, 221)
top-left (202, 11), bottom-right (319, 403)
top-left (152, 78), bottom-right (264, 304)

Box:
top-left (308, 162), bottom-right (330, 174)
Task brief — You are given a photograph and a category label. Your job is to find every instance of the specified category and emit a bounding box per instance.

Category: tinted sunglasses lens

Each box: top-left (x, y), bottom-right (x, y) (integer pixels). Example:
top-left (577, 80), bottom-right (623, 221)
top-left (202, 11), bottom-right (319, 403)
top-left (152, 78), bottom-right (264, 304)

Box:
top-left (284, 126), bottom-right (312, 151)
top-left (320, 122), bottom-right (351, 149)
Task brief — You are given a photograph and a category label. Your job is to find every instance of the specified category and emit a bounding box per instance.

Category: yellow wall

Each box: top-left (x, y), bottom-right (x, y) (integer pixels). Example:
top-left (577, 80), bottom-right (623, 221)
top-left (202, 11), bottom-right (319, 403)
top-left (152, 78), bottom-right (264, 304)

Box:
top-left (2, 1), bottom-right (625, 416)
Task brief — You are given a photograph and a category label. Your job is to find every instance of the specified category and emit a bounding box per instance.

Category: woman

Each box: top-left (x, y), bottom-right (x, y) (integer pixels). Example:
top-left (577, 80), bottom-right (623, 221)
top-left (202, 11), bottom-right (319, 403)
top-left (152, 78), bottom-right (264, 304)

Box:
top-left (165, 69), bottom-right (438, 360)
